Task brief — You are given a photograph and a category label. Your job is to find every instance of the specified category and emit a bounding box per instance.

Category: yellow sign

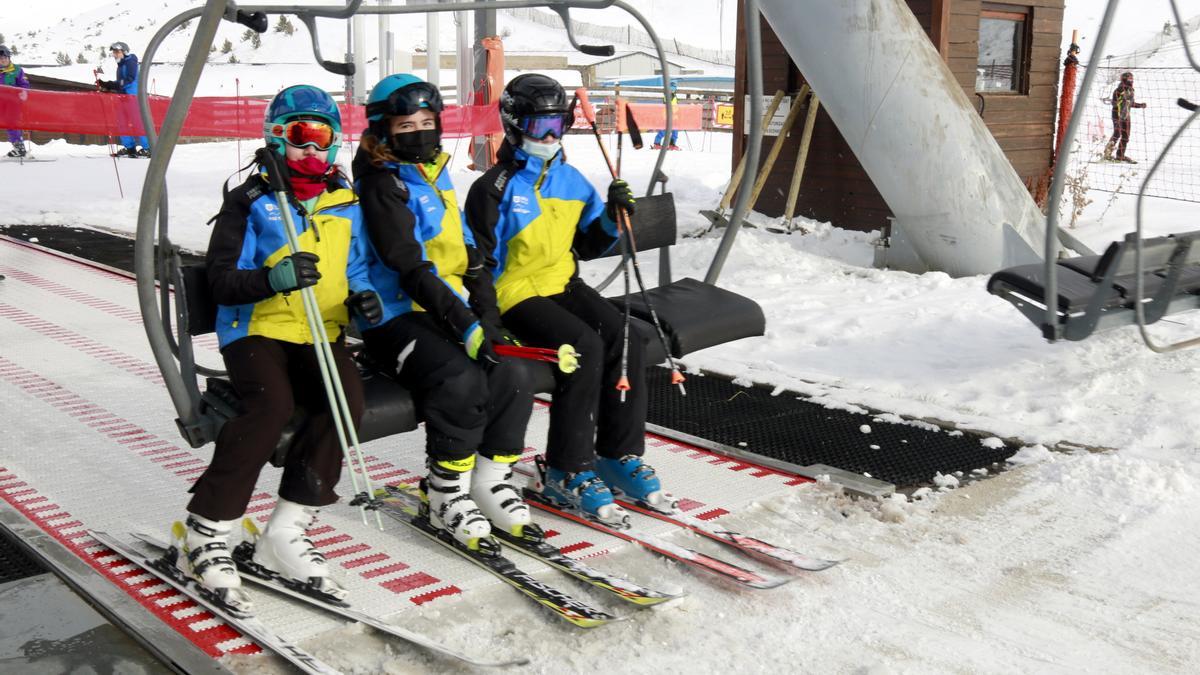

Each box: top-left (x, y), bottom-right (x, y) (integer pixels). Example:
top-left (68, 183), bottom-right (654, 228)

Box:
top-left (715, 104), bottom-right (735, 127)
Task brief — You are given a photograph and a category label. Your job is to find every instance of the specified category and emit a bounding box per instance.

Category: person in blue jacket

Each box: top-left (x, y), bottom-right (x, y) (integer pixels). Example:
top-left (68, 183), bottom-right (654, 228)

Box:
top-left (98, 42), bottom-right (150, 157)
top-left (652, 80), bottom-right (680, 150)
top-left (0, 45), bottom-right (32, 157)
top-left (352, 74), bottom-right (535, 550)
top-left (465, 74), bottom-right (671, 526)
top-left (175, 85), bottom-right (381, 615)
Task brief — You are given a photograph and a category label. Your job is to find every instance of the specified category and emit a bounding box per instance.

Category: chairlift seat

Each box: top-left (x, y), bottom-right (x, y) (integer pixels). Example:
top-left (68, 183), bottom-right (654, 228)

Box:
top-left (987, 230), bottom-right (1200, 341)
top-left (594, 193), bottom-right (766, 357)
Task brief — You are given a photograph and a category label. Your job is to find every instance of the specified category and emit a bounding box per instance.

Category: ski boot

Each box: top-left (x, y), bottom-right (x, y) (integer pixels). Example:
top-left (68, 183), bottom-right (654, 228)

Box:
top-left (251, 499), bottom-right (348, 602)
top-left (425, 457), bottom-right (493, 551)
top-left (1102, 142), bottom-right (1115, 161)
top-left (535, 457), bottom-right (630, 528)
top-left (668, 144), bottom-right (682, 151)
top-left (173, 515), bottom-right (254, 616)
top-left (135, 146), bottom-right (152, 158)
top-left (7, 142), bottom-right (26, 158)
top-left (651, 143), bottom-right (663, 150)
top-left (471, 453), bottom-right (534, 537)
top-left (596, 454), bottom-right (678, 513)
top-left (1118, 156), bottom-right (1138, 164)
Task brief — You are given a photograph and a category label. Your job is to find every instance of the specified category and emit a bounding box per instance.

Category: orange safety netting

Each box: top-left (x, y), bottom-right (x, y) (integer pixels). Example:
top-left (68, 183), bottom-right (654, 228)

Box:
top-left (615, 100), bottom-right (704, 132)
top-left (0, 86), bottom-right (504, 139)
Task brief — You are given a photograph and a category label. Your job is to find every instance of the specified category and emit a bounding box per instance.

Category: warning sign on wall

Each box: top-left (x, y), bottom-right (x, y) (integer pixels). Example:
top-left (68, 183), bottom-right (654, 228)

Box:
top-left (714, 103), bottom-right (735, 127)
top-left (744, 95), bottom-right (791, 136)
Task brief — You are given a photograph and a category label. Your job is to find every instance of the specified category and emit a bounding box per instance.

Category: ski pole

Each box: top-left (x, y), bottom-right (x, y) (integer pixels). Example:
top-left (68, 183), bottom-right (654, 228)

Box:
top-left (256, 145), bottom-right (383, 528)
top-left (575, 88), bottom-right (686, 394)
top-left (493, 344), bottom-right (580, 373)
top-left (93, 68), bottom-right (124, 198)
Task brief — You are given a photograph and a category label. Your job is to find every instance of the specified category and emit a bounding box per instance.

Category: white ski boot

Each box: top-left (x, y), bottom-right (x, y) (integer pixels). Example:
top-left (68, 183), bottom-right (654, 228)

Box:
top-left (252, 499), bottom-right (347, 602)
top-left (173, 515), bottom-right (254, 616)
top-left (471, 454), bottom-right (534, 536)
top-left (425, 457), bottom-right (493, 550)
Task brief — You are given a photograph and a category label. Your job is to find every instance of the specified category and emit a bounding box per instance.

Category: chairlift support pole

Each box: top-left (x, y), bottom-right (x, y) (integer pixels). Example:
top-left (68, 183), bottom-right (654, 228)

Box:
top-left (1042, 0), bottom-right (1120, 340)
top-left (704, 0), bottom-right (762, 286)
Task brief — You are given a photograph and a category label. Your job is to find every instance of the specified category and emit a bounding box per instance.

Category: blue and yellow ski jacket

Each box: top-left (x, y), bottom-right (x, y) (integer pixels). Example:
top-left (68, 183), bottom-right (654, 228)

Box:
top-left (352, 147), bottom-right (500, 341)
top-left (464, 142), bottom-right (617, 314)
top-left (205, 170), bottom-right (372, 349)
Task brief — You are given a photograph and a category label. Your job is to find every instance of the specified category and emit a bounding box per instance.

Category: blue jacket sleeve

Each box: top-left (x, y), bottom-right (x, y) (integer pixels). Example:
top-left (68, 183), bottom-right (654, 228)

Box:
top-left (118, 56), bottom-right (139, 90)
top-left (346, 212), bottom-right (374, 295)
top-left (574, 179), bottom-right (619, 260)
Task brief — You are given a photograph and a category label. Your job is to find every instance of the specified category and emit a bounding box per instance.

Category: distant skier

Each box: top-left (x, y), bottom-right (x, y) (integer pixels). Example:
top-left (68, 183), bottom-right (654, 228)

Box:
top-left (465, 74), bottom-right (672, 526)
top-left (177, 85), bottom-right (379, 613)
top-left (0, 45), bottom-right (31, 158)
top-left (1104, 71), bottom-right (1147, 164)
top-left (652, 81), bottom-right (681, 151)
top-left (97, 42), bottom-right (150, 157)
top-left (351, 73), bottom-right (536, 550)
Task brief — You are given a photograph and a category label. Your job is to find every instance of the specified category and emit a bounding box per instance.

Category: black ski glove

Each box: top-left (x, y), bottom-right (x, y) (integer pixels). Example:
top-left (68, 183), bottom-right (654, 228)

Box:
top-left (345, 290), bottom-right (383, 325)
top-left (606, 179), bottom-right (636, 220)
top-left (267, 252), bottom-right (321, 293)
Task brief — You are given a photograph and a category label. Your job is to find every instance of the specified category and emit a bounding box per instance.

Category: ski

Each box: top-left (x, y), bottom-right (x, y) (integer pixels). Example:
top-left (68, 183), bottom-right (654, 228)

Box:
top-left (375, 489), bottom-right (622, 628)
top-left (88, 530), bottom-right (341, 675)
top-left (384, 484), bottom-right (679, 608)
top-left (129, 531), bottom-right (525, 669)
top-left (521, 490), bottom-right (790, 590)
top-left (615, 498), bottom-right (840, 573)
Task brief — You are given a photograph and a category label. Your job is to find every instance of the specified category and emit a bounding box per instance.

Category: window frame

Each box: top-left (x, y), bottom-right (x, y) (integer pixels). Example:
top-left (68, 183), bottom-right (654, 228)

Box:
top-left (976, 3), bottom-right (1034, 96)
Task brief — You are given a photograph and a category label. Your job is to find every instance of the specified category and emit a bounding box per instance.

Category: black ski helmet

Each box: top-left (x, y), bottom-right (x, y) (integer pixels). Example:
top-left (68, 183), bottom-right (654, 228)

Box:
top-left (499, 74), bottom-right (570, 147)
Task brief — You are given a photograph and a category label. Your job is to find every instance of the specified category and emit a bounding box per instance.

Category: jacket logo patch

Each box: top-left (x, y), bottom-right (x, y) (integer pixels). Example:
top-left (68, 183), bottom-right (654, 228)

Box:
top-left (512, 194), bottom-right (532, 215)
top-left (264, 203), bottom-right (276, 212)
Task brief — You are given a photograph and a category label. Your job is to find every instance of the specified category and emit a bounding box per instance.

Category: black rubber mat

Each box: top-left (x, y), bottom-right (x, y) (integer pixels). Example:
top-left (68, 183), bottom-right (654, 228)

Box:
top-left (0, 224), bottom-right (205, 274)
top-left (645, 367), bottom-right (1018, 487)
top-left (3, 224), bottom-right (1019, 487)
top-left (0, 530), bottom-right (44, 584)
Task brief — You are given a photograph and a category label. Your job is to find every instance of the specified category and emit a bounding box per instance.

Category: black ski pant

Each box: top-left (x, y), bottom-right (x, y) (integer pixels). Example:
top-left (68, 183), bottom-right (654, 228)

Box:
top-left (501, 281), bottom-right (647, 473)
top-left (362, 312), bottom-right (534, 462)
top-left (188, 335), bottom-right (365, 521)
top-left (1110, 117), bottom-right (1131, 158)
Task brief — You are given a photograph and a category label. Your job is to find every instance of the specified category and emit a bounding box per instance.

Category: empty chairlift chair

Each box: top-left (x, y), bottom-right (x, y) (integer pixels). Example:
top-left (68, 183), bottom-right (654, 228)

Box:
top-left (987, 230), bottom-right (1200, 342)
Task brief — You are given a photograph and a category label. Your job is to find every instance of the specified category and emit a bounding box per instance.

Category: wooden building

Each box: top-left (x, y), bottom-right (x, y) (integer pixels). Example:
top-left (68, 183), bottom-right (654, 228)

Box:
top-left (733, 0), bottom-right (1066, 232)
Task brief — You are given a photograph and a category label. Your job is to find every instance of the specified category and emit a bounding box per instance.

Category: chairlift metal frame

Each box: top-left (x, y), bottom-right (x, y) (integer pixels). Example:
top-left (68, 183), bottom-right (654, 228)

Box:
top-left (1041, 0), bottom-right (1200, 350)
top-left (132, 0), bottom-right (766, 447)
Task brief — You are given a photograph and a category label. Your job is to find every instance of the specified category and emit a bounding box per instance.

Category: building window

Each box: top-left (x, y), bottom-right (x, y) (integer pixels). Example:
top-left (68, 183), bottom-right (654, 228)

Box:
top-left (976, 4), bottom-right (1031, 93)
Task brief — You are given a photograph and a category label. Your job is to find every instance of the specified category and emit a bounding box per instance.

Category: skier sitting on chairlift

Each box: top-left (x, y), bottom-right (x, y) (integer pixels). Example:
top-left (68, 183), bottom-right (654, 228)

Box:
top-left (176, 84), bottom-right (380, 613)
top-left (350, 73), bottom-right (536, 551)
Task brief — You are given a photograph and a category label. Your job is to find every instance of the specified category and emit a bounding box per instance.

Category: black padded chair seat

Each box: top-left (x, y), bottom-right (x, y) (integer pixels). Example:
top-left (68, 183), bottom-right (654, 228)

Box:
top-left (611, 277), bottom-right (766, 357)
top-left (987, 262), bottom-right (1122, 313)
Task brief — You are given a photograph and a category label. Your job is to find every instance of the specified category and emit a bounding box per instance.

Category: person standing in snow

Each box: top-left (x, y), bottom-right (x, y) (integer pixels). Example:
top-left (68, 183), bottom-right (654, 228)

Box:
top-left (465, 74), bottom-right (671, 527)
top-left (0, 45), bottom-right (32, 158)
top-left (1104, 71), bottom-right (1147, 164)
top-left (176, 85), bottom-right (380, 614)
top-left (97, 42), bottom-right (150, 157)
top-left (351, 73), bottom-right (536, 550)
top-left (652, 81), bottom-right (681, 151)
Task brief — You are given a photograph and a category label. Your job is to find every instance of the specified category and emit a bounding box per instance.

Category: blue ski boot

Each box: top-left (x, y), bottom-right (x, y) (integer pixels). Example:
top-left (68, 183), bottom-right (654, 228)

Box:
top-left (595, 455), bottom-right (678, 513)
top-left (535, 457), bottom-right (630, 528)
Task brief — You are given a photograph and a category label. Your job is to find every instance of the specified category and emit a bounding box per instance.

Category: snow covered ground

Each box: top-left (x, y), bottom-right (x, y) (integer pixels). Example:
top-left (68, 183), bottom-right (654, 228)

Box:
top-left (4, 123), bottom-right (1200, 671)
top-left (2, 1), bottom-right (1200, 673)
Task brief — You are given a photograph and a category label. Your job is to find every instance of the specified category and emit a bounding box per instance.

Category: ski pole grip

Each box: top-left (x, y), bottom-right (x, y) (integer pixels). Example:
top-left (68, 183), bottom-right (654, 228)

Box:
top-left (256, 144), bottom-right (291, 193)
top-left (575, 88), bottom-right (597, 124)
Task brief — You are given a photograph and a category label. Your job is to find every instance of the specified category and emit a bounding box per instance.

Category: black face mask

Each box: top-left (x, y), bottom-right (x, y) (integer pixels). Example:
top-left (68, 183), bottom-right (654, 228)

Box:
top-left (389, 128), bottom-right (441, 164)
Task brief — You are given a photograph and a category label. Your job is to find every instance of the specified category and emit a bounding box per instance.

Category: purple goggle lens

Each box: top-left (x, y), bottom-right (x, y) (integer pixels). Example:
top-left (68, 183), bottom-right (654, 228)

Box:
top-left (520, 114), bottom-right (568, 140)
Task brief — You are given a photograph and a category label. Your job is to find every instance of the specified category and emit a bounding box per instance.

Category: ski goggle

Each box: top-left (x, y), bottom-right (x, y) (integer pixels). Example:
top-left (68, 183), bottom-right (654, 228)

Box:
top-left (269, 119), bottom-right (337, 150)
top-left (366, 81), bottom-right (444, 119)
top-left (519, 114), bottom-right (568, 140)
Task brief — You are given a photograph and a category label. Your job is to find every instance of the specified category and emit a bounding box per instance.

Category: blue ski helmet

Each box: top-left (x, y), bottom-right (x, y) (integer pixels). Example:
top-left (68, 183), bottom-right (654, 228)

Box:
top-left (263, 84), bottom-right (343, 163)
top-left (365, 73), bottom-right (443, 136)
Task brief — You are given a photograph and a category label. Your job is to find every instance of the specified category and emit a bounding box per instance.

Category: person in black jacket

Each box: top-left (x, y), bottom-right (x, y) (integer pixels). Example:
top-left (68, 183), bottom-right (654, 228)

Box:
top-left (1104, 71), bottom-right (1148, 163)
top-left (352, 74), bottom-right (535, 549)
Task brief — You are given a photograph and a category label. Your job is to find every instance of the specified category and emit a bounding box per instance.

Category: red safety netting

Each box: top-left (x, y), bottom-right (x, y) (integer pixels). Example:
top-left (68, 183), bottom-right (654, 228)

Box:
top-left (0, 86), bottom-right (503, 139)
